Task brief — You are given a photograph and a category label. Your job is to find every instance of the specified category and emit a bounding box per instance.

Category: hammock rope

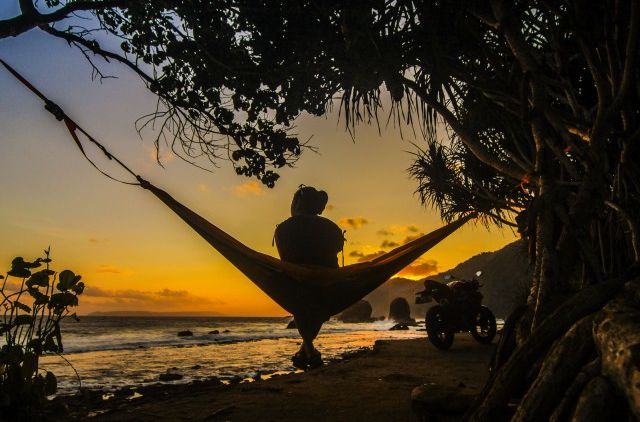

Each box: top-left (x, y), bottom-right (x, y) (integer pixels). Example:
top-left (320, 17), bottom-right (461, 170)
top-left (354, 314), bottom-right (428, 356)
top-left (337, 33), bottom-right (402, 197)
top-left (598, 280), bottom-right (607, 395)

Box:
top-left (1, 58), bottom-right (474, 319)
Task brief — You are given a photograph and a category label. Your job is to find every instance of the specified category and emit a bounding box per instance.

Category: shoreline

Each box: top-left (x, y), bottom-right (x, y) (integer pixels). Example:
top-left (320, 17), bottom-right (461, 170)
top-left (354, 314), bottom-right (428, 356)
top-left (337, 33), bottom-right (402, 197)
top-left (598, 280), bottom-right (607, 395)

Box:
top-left (68, 335), bottom-right (496, 421)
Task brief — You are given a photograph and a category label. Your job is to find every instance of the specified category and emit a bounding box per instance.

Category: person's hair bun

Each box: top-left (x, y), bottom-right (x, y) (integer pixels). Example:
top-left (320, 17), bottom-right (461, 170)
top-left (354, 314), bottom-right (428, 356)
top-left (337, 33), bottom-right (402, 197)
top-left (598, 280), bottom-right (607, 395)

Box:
top-left (292, 185), bottom-right (328, 215)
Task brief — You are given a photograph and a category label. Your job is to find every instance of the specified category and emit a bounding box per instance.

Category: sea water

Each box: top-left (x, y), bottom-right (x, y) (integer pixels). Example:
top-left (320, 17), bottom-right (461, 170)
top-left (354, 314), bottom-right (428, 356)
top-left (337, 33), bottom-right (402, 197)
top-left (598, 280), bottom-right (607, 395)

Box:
top-left (38, 316), bottom-right (424, 394)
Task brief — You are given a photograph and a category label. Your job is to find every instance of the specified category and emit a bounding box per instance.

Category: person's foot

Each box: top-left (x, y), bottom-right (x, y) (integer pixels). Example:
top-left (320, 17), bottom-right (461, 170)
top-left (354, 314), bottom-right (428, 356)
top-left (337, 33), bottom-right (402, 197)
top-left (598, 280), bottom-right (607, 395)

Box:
top-left (291, 351), bottom-right (308, 370)
top-left (307, 348), bottom-right (323, 369)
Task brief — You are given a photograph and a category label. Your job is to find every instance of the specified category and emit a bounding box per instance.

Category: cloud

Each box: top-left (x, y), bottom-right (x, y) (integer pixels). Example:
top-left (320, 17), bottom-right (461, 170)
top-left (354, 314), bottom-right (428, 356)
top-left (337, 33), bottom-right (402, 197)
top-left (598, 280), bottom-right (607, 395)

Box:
top-left (338, 217), bottom-right (369, 229)
top-left (197, 183), bottom-right (209, 193)
top-left (233, 181), bottom-right (265, 197)
top-left (401, 232), bottom-right (425, 245)
top-left (355, 250), bottom-right (386, 263)
top-left (96, 264), bottom-right (127, 274)
top-left (349, 251), bottom-right (364, 258)
top-left (83, 285), bottom-right (224, 306)
top-left (145, 145), bottom-right (174, 163)
top-left (381, 240), bottom-right (400, 248)
top-left (88, 237), bottom-right (109, 245)
top-left (397, 260), bottom-right (438, 277)
top-left (376, 224), bottom-right (420, 236)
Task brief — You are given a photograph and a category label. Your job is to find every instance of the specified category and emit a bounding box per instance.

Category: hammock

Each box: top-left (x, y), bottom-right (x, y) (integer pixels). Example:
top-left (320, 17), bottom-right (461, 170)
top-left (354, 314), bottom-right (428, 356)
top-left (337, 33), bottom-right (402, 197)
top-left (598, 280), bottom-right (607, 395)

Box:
top-left (0, 58), bottom-right (474, 320)
top-left (144, 182), bottom-right (471, 319)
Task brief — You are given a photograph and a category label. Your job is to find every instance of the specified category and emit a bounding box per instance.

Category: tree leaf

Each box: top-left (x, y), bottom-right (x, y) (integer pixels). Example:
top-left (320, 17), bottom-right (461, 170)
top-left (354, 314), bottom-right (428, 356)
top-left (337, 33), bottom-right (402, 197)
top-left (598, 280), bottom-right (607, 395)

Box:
top-left (71, 281), bottom-right (85, 295)
top-left (57, 270), bottom-right (81, 291)
top-left (26, 270), bottom-right (50, 288)
top-left (49, 292), bottom-right (79, 309)
top-left (13, 301), bottom-right (31, 313)
top-left (44, 371), bottom-right (57, 395)
top-left (29, 289), bottom-right (49, 305)
top-left (13, 315), bottom-right (34, 326)
top-left (21, 351), bottom-right (38, 379)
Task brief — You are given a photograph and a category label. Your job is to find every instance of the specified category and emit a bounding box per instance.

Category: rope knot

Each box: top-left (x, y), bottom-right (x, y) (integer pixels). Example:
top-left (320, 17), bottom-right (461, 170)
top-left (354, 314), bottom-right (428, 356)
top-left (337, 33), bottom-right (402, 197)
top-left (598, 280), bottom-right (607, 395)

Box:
top-left (44, 100), bottom-right (65, 121)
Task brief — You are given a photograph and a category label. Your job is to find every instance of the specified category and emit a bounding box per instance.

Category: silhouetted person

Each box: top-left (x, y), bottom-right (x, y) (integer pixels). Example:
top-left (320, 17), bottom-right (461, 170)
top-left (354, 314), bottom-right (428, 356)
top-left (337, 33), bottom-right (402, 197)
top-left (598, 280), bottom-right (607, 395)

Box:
top-left (274, 185), bottom-right (344, 369)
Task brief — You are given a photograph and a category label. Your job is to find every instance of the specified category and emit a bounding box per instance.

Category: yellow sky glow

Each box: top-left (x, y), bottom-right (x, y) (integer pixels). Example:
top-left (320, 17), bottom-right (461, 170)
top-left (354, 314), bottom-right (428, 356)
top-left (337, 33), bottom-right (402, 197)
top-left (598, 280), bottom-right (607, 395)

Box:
top-left (0, 32), bottom-right (518, 316)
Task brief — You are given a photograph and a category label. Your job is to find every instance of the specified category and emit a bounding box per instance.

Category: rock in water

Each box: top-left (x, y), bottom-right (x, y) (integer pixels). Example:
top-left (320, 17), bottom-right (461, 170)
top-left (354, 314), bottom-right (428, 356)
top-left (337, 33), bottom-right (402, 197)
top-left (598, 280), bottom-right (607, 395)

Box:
top-left (177, 330), bottom-right (193, 337)
top-left (390, 323), bottom-right (409, 331)
top-left (389, 297), bottom-right (417, 325)
top-left (208, 330), bottom-right (220, 335)
top-left (336, 300), bottom-right (374, 323)
top-left (159, 372), bottom-right (184, 382)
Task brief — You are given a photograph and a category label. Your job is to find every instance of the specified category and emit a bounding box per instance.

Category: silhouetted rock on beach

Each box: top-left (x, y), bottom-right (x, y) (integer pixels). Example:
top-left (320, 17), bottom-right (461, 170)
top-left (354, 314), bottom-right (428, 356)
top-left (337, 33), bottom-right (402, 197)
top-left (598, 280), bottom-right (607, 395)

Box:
top-left (388, 297), bottom-right (417, 325)
top-left (159, 372), bottom-right (183, 382)
top-left (336, 300), bottom-right (374, 323)
top-left (389, 323), bottom-right (409, 331)
top-left (209, 330), bottom-right (219, 335)
top-left (177, 330), bottom-right (193, 337)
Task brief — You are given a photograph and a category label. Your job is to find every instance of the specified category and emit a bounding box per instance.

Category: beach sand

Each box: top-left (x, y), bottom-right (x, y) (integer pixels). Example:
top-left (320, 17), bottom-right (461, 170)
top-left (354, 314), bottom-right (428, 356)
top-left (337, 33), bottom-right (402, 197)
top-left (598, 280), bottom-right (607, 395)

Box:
top-left (73, 335), bottom-right (495, 421)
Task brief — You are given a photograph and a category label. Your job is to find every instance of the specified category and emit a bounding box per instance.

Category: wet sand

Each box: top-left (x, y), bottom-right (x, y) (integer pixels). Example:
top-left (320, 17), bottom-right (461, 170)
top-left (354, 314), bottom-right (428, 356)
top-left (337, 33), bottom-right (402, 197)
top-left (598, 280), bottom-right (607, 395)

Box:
top-left (74, 335), bottom-right (495, 421)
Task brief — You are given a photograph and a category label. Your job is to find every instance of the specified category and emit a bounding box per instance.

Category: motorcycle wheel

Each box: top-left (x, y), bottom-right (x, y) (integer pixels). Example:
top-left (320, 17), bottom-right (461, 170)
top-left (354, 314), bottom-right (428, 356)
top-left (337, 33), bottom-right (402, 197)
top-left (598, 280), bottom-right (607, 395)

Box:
top-left (425, 305), bottom-right (454, 350)
top-left (471, 306), bottom-right (496, 344)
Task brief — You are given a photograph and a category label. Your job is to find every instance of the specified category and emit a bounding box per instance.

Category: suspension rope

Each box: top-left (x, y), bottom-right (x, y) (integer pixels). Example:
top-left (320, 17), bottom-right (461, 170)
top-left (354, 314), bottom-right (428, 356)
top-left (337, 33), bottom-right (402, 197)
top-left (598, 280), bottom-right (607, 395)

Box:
top-left (0, 58), bottom-right (142, 186)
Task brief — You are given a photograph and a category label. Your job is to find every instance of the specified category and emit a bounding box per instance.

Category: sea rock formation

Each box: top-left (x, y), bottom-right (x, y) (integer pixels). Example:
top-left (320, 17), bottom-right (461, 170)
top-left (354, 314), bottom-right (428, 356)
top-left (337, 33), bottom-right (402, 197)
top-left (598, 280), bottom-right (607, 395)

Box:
top-left (336, 300), bottom-right (374, 323)
top-left (177, 330), bottom-right (193, 337)
top-left (388, 297), bottom-right (416, 325)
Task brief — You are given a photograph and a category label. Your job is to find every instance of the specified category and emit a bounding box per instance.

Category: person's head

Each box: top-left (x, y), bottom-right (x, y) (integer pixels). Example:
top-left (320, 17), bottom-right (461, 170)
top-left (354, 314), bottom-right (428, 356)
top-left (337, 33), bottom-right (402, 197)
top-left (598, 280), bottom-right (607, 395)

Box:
top-left (291, 185), bottom-right (329, 216)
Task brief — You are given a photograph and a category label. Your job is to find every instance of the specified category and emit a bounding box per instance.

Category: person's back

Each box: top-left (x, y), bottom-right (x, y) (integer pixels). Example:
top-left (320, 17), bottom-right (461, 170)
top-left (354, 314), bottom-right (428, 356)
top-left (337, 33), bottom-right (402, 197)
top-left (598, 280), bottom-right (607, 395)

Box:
top-left (275, 214), bottom-right (343, 267)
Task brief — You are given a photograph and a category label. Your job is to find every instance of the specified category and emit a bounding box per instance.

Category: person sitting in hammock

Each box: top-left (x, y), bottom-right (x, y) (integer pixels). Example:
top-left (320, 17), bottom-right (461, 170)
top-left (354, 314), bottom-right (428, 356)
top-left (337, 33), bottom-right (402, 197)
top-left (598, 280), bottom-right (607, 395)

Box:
top-left (274, 185), bottom-right (344, 369)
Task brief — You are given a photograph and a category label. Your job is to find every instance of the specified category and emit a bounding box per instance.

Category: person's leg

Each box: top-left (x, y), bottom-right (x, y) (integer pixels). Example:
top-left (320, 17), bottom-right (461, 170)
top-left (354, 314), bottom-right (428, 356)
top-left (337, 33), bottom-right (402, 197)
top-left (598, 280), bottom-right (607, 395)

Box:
top-left (293, 315), bottom-right (324, 368)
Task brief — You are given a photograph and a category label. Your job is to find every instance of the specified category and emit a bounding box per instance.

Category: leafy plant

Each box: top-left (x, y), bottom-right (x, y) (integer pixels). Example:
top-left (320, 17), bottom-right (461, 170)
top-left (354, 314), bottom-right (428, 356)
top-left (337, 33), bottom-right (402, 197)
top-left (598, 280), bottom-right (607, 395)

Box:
top-left (0, 248), bottom-right (83, 417)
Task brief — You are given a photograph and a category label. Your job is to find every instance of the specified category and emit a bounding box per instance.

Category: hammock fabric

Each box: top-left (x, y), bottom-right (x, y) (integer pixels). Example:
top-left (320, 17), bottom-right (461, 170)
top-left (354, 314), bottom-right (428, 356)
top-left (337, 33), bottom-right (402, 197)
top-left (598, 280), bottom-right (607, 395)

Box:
top-left (1, 58), bottom-right (473, 321)
top-left (145, 182), bottom-right (471, 320)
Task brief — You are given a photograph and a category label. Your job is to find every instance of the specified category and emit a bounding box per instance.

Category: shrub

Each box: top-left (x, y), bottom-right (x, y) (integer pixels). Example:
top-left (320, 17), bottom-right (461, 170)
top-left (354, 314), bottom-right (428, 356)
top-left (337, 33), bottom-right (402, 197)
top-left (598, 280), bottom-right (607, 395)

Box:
top-left (0, 248), bottom-right (83, 418)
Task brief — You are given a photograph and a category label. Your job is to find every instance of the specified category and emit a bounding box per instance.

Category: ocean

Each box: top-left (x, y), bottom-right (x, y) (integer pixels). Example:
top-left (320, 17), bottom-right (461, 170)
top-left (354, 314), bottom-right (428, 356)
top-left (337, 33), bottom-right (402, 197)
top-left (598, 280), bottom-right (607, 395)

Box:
top-left (38, 316), bottom-right (424, 395)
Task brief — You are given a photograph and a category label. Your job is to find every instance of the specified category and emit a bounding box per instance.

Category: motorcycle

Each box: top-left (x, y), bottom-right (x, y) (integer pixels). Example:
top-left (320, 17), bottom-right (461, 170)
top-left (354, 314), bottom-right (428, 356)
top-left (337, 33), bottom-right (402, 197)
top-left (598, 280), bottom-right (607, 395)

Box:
top-left (415, 271), bottom-right (496, 350)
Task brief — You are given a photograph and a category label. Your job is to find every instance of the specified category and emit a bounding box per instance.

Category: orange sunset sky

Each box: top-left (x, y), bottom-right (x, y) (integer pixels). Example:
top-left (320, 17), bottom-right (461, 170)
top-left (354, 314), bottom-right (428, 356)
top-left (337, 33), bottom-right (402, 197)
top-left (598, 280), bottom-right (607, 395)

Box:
top-left (0, 10), bottom-right (518, 316)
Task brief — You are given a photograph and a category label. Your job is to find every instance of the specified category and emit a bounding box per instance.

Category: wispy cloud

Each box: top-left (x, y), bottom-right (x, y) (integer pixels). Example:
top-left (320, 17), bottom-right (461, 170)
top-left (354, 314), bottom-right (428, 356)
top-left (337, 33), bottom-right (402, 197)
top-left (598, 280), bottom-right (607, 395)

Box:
top-left (401, 232), bottom-right (425, 245)
top-left (145, 145), bottom-right (174, 164)
top-left (338, 217), bottom-right (369, 229)
top-left (83, 286), bottom-right (224, 307)
top-left (377, 224), bottom-right (421, 236)
top-left (380, 240), bottom-right (400, 248)
top-left (233, 181), bottom-right (265, 197)
top-left (353, 250), bottom-right (386, 263)
top-left (96, 264), bottom-right (129, 275)
top-left (397, 260), bottom-right (438, 277)
top-left (88, 237), bottom-right (109, 245)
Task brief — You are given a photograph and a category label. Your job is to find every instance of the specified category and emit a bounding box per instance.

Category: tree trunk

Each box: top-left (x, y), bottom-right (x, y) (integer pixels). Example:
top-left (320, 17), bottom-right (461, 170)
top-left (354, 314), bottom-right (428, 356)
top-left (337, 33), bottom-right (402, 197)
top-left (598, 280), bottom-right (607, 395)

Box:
top-left (512, 315), bottom-right (596, 422)
top-left (466, 278), bottom-right (623, 421)
top-left (593, 278), bottom-right (640, 420)
top-left (549, 359), bottom-right (599, 422)
top-left (569, 376), bottom-right (629, 421)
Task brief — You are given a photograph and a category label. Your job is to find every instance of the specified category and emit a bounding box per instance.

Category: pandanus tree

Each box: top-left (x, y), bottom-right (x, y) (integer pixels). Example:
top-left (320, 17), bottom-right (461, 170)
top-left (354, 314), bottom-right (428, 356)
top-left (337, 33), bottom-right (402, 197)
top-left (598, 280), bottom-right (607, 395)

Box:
top-left (3, 0), bottom-right (640, 419)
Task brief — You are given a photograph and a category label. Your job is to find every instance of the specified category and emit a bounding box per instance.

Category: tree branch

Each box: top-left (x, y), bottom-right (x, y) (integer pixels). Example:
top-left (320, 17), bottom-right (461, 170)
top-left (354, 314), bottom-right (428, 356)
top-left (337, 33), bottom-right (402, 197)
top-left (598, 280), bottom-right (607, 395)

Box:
top-left (402, 76), bottom-right (527, 182)
top-left (0, 0), bottom-right (131, 38)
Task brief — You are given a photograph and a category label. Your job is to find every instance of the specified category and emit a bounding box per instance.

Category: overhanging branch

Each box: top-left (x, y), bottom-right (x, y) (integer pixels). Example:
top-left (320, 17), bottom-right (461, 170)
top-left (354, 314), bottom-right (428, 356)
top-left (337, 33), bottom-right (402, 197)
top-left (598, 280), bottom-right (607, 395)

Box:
top-left (0, 0), bottom-right (131, 38)
top-left (402, 76), bottom-right (528, 182)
